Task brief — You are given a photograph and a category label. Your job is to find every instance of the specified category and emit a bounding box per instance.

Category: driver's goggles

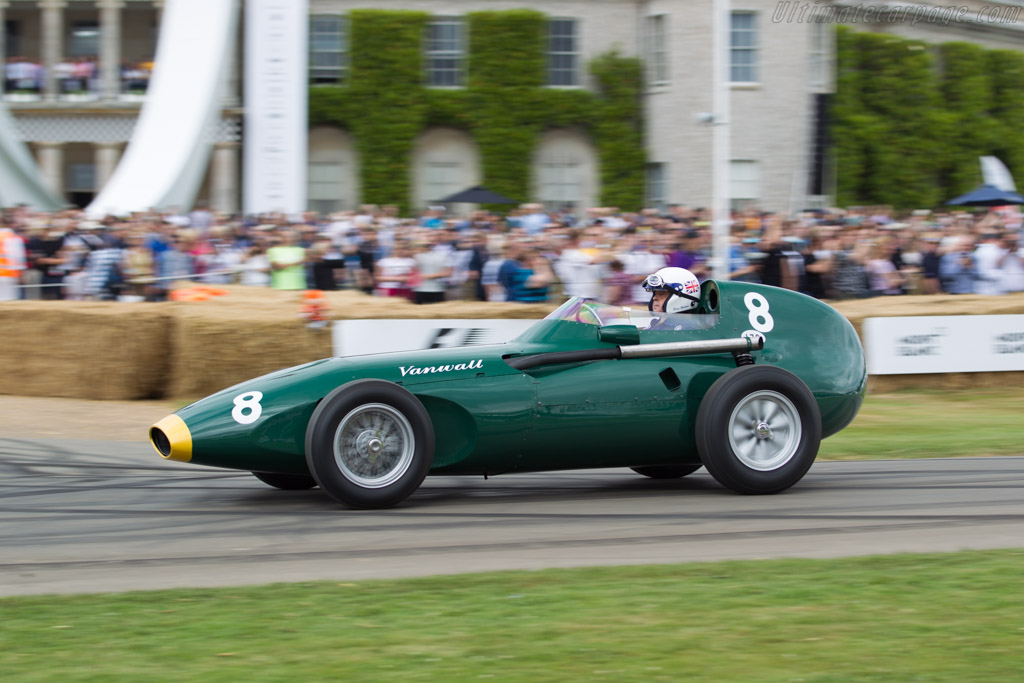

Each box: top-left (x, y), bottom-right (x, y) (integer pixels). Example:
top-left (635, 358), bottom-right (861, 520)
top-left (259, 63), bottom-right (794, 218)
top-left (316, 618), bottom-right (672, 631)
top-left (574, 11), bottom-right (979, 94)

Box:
top-left (641, 274), bottom-right (664, 290)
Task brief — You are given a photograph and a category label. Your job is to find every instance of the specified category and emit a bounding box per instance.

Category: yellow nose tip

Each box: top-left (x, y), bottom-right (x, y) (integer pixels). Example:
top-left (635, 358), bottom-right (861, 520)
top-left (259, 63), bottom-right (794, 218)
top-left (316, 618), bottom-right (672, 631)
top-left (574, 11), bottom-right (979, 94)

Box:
top-left (150, 414), bottom-right (193, 462)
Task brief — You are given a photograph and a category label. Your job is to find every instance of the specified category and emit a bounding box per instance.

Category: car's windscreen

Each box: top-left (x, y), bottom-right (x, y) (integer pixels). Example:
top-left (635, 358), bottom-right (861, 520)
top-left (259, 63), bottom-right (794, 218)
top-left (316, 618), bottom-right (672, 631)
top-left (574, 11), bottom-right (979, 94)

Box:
top-left (545, 298), bottom-right (719, 331)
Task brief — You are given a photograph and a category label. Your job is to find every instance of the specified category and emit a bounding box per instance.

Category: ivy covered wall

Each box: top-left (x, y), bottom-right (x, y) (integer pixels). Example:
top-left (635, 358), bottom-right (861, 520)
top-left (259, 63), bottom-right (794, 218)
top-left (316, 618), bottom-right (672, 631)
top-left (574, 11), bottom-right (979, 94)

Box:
top-left (833, 26), bottom-right (1024, 209)
top-left (308, 10), bottom-right (645, 214)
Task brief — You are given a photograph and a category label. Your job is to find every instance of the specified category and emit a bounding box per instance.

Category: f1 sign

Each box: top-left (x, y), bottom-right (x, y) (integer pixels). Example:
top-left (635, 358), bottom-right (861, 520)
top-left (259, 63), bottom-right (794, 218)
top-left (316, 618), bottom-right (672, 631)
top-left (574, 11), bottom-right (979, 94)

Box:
top-left (333, 319), bottom-right (539, 357)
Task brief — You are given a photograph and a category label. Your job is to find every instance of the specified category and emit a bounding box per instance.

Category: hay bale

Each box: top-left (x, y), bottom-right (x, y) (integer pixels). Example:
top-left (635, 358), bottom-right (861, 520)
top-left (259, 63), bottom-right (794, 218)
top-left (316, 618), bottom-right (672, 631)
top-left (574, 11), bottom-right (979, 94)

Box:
top-left (832, 292), bottom-right (1024, 393)
top-left (832, 292), bottom-right (1024, 338)
top-left (166, 304), bottom-right (333, 399)
top-left (868, 371), bottom-right (1024, 393)
top-left (0, 301), bottom-right (171, 400)
top-left (162, 286), bottom-right (556, 398)
top-left (6, 287), bottom-right (1024, 401)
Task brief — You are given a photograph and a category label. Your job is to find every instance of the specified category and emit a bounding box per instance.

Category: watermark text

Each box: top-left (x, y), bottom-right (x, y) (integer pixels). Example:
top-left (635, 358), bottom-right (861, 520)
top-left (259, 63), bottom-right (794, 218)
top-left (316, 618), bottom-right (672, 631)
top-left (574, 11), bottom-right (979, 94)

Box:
top-left (772, 2), bottom-right (1022, 26)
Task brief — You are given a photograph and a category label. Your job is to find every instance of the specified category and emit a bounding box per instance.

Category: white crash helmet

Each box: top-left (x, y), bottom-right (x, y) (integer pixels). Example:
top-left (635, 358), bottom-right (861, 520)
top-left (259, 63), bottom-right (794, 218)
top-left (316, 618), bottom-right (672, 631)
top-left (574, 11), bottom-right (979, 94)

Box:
top-left (642, 267), bottom-right (702, 314)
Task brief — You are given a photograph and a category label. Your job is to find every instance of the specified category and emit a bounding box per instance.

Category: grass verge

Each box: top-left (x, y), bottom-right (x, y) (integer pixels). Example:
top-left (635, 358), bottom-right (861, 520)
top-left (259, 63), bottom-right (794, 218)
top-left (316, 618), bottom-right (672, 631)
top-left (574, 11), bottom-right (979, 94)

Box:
top-left (819, 387), bottom-right (1024, 460)
top-left (2, 550), bottom-right (1023, 681)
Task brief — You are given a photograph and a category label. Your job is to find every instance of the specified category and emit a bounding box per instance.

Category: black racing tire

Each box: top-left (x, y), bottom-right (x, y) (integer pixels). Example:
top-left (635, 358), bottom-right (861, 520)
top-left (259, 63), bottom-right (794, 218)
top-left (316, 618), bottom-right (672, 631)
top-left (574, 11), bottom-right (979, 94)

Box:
top-left (251, 471), bottom-right (318, 490)
top-left (305, 379), bottom-right (434, 509)
top-left (630, 464), bottom-right (703, 479)
top-left (695, 365), bottom-right (821, 495)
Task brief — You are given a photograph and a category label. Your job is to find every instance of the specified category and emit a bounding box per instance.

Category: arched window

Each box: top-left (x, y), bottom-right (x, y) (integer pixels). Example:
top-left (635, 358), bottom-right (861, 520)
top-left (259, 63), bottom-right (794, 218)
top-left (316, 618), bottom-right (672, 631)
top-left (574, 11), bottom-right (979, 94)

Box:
top-left (531, 129), bottom-right (599, 214)
top-left (411, 128), bottom-right (480, 211)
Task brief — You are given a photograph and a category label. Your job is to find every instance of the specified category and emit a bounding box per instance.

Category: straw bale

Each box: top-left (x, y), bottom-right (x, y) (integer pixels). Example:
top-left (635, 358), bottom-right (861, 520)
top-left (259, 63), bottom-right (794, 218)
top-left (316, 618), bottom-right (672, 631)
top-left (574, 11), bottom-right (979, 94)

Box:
top-left (166, 306), bottom-right (332, 399)
top-left (831, 292), bottom-right (1024, 338)
top-left (831, 292), bottom-right (1024, 393)
top-left (868, 371), bottom-right (1024, 393)
top-left (6, 287), bottom-right (1024, 401)
top-left (0, 300), bottom-right (171, 400)
top-left (163, 286), bottom-right (556, 398)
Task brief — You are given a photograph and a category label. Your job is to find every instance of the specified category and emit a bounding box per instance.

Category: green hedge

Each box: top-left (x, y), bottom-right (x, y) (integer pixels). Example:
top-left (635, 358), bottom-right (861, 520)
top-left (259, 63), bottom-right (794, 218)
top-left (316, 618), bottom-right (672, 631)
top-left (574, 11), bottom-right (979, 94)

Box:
top-left (309, 10), bottom-right (645, 214)
top-left (834, 27), bottom-right (1024, 209)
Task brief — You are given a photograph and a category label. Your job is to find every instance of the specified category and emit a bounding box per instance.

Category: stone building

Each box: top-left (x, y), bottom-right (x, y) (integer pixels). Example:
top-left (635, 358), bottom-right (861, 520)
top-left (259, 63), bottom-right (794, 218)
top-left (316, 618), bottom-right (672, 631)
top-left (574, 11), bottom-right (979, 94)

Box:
top-left (2, 0), bottom-right (240, 211)
top-left (3, 1), bottom-right (1020, 214)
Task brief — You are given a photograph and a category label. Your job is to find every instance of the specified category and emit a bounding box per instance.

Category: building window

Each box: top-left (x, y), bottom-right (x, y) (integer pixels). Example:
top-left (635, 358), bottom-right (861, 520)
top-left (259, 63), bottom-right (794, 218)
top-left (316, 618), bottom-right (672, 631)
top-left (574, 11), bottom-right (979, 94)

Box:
top-left (645, 15), bottom-right (669, 87)
top-left (308, 161), bottom-right (344, 214)
top-left (646, 163), bottom-right (666, 211)
top-left (809, 20), bottom-right (827, 90)
top-left (67, 163), bottom-right (96, 192)
top-left (424, 161), bottom-right (461, 204)
top-left (547, 18), bottom-right (579, 87)
top-left (5, 20), bottom-right (20, 59)
top-left (310, 15), bottom-right (347, 86)
top-left (426, 17), bottom-right (465, 88)
top-left (539, 157), bottom-right (582, 211)
top-left (809, 94), bottom-right (830, 196)
top-left (730, 160), bottom-right (759, 209)
top-left (70, 22), bottom-right (99, 58)
top-left (730, 12), bottom-right (758, 84)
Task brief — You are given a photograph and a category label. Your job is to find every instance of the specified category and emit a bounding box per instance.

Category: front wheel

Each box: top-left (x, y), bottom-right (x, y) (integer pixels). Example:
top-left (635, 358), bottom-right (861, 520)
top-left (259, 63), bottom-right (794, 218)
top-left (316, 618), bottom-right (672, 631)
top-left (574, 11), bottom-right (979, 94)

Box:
top-left (305, 380), bottom-right (435, 509)
top-left (630, 464), bottom-right (702, 479)
top-left (696, 365), bottom-right (821, 495)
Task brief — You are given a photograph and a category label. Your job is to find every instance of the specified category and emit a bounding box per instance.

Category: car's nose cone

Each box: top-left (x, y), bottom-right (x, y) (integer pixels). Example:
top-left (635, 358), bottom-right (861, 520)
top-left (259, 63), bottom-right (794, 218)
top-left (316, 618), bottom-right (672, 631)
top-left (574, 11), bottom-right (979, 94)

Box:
top-left (150, 415), bottom-right (193, 462)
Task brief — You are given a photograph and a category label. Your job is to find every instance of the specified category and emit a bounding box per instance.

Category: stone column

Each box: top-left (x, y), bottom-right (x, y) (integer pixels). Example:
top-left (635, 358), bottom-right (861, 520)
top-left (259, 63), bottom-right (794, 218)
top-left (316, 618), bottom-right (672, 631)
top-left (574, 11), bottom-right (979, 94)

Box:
top-left (40, 0), bottom-right (67, 101)
top-left (0, 2), bottom-right (9, 94)
top-left (211, 141), bottom-right (240, 215)
top-left (94, 142), bottom-right (123, 190)
top-left (98, 0), bottom-right (125, 100)
top-left (36, 142), bottom-right (65, 197)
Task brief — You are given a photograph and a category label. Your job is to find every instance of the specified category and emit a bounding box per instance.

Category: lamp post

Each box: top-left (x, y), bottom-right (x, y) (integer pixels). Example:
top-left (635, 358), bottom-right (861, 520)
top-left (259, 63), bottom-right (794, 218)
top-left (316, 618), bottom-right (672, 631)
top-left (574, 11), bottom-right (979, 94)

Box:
top-left (711, 0), bottom-right (731, 281)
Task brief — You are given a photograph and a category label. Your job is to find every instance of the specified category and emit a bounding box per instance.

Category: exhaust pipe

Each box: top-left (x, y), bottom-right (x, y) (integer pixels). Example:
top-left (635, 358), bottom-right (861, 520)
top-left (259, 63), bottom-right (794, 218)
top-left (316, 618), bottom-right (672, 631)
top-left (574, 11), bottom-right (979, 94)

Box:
top-left (505, 336), bottom-right (763, 371)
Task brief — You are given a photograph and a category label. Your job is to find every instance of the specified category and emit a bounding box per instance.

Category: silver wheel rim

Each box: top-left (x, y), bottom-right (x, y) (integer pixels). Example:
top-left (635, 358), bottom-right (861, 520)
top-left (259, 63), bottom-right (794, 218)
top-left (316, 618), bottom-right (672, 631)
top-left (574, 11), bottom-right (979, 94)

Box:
top-left (727, 390), bottom-right (801, 471)
top-left (334, 403), bottom-right (415, 488)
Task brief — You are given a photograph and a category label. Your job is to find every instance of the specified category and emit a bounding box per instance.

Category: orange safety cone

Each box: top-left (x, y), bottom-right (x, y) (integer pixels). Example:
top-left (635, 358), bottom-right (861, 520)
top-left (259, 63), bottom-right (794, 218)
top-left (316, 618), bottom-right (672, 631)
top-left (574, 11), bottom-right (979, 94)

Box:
top-left (299, 290), bottom-right (330, 328)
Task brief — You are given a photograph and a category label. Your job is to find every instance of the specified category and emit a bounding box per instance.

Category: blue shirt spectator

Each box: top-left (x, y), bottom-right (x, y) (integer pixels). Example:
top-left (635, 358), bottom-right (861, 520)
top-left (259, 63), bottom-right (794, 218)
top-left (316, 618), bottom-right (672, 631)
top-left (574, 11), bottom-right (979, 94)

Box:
top-left (939, 244), bottom-right (977, 294)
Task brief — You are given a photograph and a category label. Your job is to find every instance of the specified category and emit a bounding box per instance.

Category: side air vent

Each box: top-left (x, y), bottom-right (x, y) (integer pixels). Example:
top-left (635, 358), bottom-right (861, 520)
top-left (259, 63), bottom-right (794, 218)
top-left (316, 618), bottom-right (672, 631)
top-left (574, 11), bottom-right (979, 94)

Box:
top-left (659, 368), bottom-right (681, 391)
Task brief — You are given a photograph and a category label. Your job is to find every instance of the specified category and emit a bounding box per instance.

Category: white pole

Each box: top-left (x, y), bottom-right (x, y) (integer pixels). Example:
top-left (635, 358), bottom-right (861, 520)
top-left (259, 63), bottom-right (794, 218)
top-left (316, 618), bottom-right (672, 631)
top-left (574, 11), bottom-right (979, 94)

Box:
top-left (711, 0), bottom-right (731, 281)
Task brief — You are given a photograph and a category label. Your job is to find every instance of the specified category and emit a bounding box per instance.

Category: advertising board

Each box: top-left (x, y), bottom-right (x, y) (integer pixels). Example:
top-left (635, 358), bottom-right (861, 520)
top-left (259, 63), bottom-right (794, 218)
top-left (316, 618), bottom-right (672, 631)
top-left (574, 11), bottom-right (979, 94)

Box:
top-left (863, 315), bottom-right (1024, 374)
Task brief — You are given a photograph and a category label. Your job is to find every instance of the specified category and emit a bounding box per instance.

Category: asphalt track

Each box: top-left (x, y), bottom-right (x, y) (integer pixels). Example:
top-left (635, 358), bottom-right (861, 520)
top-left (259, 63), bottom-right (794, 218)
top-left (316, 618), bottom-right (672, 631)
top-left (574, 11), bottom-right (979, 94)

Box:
top-left (2, 436), bottom-right (1023, 596)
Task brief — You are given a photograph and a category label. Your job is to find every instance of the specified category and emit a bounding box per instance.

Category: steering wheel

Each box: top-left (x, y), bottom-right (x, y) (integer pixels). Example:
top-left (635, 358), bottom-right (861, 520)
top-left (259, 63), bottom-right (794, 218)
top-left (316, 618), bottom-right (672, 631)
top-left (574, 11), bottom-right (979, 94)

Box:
top-left (574, 302), bottom-right (605, 326)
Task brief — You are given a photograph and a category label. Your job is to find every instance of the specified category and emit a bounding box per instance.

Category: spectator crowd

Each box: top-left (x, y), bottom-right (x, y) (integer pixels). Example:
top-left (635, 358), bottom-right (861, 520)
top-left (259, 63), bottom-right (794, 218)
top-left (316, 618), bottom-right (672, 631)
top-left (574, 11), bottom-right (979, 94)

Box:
top-left (1, 201), bottom-right (1022, 304)
top-left (4, 56), bottom-right (153, 96)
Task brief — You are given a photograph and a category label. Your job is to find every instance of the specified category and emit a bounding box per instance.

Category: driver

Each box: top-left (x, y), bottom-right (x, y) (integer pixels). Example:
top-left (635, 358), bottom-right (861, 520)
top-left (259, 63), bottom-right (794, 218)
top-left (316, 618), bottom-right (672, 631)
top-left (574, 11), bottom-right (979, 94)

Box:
top-left (642, 266), bottom-right (701, 314)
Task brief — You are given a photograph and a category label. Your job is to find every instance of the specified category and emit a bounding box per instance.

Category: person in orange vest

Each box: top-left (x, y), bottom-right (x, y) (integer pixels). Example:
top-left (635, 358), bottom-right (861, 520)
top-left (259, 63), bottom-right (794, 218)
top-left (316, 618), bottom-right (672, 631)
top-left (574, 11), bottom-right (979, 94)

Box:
top-left (0, 225), bottom-right (27, 301)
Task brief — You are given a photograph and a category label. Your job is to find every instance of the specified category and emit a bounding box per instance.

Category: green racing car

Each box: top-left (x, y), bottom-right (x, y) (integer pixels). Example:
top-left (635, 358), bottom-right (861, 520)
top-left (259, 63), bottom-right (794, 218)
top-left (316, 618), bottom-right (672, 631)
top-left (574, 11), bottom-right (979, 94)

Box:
top-left (150, 279), bottom-right (866, 509)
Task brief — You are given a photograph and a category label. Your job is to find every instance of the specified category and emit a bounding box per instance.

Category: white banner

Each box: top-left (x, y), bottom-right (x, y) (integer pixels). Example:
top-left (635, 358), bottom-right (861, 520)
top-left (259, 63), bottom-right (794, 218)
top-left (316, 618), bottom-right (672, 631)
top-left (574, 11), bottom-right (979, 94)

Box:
top-left (864, 315), bottom-right (1024, 375)
top-left (243, 0), bottom-right (308, 215)
top-left (333, 319), bottom-right (539, 357)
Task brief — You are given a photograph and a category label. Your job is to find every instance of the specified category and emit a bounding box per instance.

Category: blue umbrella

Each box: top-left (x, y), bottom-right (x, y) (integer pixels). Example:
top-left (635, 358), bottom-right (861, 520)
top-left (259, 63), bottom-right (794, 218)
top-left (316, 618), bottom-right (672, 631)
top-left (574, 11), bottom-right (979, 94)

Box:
top-left (946, 184), bottom-right (1024, 206)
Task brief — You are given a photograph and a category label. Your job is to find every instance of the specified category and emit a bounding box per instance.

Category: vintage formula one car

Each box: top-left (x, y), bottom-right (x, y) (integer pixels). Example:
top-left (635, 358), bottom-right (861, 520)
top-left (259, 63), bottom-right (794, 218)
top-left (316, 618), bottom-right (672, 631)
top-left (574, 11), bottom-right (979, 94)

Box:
top-left (150, 280), bottom-right (866, 508)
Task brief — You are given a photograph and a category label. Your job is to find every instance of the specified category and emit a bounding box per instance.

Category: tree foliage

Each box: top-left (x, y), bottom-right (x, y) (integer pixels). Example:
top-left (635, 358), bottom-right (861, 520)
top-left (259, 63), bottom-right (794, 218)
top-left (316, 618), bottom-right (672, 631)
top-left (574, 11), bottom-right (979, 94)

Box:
top-left (309, 10), bottom-right (645, 214)
top-left (833, 27), bottom-right (1023, 209)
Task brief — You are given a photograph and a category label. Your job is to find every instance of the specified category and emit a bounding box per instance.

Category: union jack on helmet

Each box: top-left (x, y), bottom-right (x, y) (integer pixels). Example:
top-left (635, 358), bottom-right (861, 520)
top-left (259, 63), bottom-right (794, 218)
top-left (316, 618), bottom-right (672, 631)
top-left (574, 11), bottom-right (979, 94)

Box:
top-left (641, 267), bottom-right (701, 314)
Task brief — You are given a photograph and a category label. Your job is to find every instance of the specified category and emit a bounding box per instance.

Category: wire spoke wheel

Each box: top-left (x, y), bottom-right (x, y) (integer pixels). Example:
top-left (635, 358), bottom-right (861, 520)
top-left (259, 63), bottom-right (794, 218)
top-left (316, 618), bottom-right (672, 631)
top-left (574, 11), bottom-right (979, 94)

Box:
top-left (306, 380), bottom-right (434, 509)
top-left (334, 403), bottom-right (415, 488)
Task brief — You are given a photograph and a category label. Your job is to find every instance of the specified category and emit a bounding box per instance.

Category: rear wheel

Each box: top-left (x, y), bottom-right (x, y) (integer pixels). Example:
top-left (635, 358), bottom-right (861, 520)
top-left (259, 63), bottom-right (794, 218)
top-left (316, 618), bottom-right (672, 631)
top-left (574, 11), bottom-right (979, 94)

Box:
top-left (305, 380), bottom-right (434, 509)
top-left (696, 365), bottom-right (821, 494)
top-left (251, 471), bottom-right (317, 490)
top-left (630, 464), bottom-right (702, 479)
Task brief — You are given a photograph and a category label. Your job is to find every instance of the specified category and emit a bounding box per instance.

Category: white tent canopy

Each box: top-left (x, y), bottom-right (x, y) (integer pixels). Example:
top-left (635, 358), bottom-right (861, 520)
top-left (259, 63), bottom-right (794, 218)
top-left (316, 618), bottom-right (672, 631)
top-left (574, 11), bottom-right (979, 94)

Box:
top-left (86, 0), bottom-right (239, 218)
